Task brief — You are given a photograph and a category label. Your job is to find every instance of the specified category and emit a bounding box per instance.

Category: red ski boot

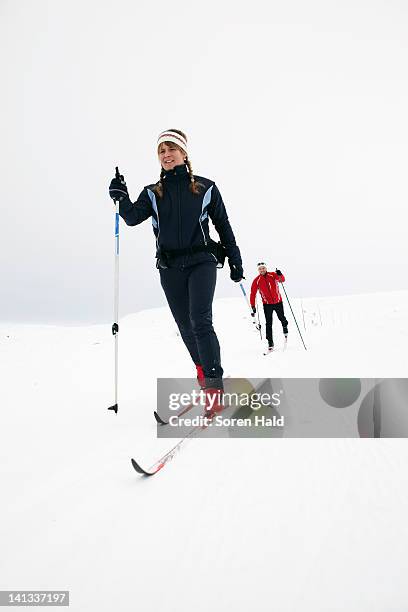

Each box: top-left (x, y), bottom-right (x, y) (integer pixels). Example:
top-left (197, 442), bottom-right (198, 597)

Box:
top-left (203, 387), bottom-right (225, 419)
top-left (196, 364), bottom-right (206, 389)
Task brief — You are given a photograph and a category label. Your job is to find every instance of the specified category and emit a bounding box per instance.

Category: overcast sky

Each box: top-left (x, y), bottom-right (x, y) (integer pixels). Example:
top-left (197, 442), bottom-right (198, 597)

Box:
top-left (1, 0), bottom-right (407, 324)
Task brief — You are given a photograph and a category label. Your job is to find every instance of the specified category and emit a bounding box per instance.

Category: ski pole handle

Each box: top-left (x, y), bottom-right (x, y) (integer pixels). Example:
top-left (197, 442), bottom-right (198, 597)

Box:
top-left (115, 165), bottom-right (126, 184)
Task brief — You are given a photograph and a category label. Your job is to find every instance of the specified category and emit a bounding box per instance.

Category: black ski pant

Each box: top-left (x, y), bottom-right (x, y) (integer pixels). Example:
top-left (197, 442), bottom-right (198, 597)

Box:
top-left (159, 261), bottom-right (223, 389)
top-left (263, 301), bottom-right (288, 346)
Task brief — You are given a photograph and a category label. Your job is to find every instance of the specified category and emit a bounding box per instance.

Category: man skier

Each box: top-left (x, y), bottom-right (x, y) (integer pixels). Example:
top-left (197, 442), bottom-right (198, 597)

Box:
top-left (250, 262), bottom-right (288, 353)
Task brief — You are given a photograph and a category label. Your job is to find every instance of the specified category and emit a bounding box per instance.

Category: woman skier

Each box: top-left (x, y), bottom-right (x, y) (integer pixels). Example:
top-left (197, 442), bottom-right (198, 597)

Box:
top-left (108, 129), bottom-right (243, 415)
top-left (250, 262), bottom-right (288, 353)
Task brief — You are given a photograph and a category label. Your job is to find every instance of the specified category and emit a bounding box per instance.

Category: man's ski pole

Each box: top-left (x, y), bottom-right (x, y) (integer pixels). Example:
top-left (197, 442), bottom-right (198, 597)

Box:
top-left (280, 283), bottom-right (307, 351)
top-left (239, 282), bottom-right (262, 338)
top-left (255, 295), bottom-right (263, 340)
top-left (108, 166), bottom-right (122, 413)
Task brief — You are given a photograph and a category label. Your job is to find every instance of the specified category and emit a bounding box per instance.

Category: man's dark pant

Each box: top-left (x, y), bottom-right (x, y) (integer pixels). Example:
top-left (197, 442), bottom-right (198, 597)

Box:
top-left (263, 301), bottom-right (288, 346)
top-left (159, 261), bottom-right (223, 388)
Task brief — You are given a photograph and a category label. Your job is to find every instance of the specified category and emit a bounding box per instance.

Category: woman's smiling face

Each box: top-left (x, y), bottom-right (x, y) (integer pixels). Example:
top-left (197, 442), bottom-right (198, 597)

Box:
top-left (158, 142), bottom-right (186, 170)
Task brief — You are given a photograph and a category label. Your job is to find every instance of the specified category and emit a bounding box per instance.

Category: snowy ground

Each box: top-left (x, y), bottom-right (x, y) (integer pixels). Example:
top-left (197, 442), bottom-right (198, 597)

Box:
top-left (1, 291), bottom-right (408, 611)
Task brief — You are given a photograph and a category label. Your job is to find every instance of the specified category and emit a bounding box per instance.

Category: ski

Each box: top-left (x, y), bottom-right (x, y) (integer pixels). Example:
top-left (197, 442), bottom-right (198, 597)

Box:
top-left (131, 434), bottom-right (193, 475)
top-left (154, 401), bottom-right (196, 426)
top-left (131, 416), bottom-right (215, 476)
top-left (134, 378), bottom-right (267, 476)
top-left (153, 411), bottom-right (169, 425)
top-left (263, 337), bottom-right (287, 355)
top-left (154, 376), bottom-right (231, 425)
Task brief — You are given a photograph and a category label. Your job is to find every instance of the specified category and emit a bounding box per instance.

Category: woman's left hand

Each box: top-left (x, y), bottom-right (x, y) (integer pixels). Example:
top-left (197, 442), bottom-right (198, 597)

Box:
top-left (229, 262), bottom-right (244, 283)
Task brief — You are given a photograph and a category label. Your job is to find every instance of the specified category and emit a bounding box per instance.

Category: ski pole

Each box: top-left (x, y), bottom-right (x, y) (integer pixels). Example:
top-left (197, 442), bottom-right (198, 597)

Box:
top-left (239, 282), bottom-right (262, 338)
top-left (280, 283), bottom-right (307, 351)
top-left (108, 166), bottom-right (123, 413)
top-left (255, 294), bottom-right (263, 340)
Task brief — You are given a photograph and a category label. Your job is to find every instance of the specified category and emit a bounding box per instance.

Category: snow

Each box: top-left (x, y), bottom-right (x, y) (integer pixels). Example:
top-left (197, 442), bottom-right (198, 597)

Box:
top-left (1, 291), bottom-right (408, 611)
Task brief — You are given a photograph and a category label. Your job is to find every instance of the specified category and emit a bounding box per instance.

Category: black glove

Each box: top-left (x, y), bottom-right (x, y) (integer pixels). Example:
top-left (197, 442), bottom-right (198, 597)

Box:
top-left (251, 306), bottom-right (256, 317)
top-left (109, 173), bottom-right (128, 202)
top-left (229, 262), bottom-right (244, 283)
top-left (276, 268), bottom-right (283, 276)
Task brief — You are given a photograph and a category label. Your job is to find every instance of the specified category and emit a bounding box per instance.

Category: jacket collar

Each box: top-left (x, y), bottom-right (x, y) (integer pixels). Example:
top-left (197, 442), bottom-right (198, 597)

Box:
top-left (162, 164), bottom-right (189, 181)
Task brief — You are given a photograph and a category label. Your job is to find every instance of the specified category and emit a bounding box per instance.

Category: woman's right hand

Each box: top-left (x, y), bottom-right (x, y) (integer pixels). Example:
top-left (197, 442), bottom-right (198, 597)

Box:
top-left (109, 174), bottom-right (128, 202)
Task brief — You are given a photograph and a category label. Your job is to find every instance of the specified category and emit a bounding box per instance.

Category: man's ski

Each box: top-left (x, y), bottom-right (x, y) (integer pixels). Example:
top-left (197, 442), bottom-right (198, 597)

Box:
top-left (263, 337), bottom-right (287, 355)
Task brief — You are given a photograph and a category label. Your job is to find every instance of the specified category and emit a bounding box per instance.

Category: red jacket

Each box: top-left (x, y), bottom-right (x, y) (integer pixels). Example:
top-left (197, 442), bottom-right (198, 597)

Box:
top-left (250, 272), bottom-right (285, 307)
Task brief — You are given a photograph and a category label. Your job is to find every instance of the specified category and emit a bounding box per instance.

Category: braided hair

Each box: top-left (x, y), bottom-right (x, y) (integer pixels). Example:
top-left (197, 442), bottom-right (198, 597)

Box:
top-left (154, 129), bottom-right (203, 198)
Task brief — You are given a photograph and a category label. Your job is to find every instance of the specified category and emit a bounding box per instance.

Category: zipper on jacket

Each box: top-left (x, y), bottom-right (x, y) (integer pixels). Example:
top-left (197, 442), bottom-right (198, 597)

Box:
top-left (177, 182), bottom-right (182, 249)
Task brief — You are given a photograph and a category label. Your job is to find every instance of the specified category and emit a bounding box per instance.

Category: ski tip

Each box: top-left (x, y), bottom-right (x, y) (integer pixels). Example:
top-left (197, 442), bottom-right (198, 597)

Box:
top-left (108, 403), bottom-right (118, 414)
top-left (154, 411), bottom-right (168, 425)
top-left (131, 458), bottom-right (154, 476)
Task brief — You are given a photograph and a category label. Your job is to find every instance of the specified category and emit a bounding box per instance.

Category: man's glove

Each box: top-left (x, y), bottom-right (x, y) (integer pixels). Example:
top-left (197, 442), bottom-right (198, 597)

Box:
top-left (109, 173), bottom-right (128, 202)
top-left (229, 262), bottom-right (244, 283)
top-left (276, 268), bottom-right (283, 276)
top-left (251, 306), bottom-right (256, 318)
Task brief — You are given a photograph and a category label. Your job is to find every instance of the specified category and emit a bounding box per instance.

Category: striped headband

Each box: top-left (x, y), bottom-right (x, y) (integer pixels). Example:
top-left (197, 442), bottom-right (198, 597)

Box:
top-left (157, 130), bottom-right (188, 155)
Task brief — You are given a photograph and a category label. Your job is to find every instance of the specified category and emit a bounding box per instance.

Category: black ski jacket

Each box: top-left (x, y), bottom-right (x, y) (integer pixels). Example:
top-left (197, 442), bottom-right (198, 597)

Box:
top-left (118, 164), bottom-right (242, 269)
